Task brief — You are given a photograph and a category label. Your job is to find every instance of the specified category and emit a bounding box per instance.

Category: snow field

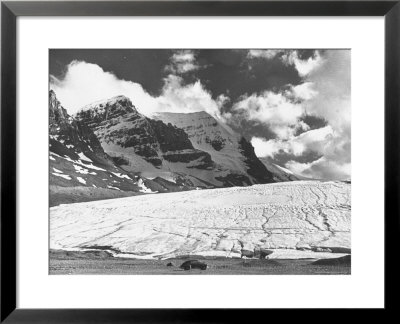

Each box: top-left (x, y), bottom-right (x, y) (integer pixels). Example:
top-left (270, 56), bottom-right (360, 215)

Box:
top-left (50, 181), bottom-right (350, 259)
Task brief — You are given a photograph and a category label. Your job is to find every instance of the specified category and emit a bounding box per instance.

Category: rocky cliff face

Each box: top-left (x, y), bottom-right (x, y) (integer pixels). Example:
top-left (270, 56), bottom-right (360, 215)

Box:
top-left (49, 90), bottom-right (110, 164)
top-left (259, 157), bottom-right (307, 182)
top-left (75, 96), bottom-right (162, 165)
top-left (238, 137), bottom-right (274, 183)
top-left (154, 111), bottom-right (274, 185)
top-left (48, 91), bottom-right (154, 206)
top-left (74, 96), bottom-right (215, 182)
top-left (49, 91), bottom-right (306, 206)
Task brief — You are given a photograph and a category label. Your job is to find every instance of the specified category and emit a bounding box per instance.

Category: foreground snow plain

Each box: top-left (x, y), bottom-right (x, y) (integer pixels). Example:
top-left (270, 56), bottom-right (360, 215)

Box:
top-left (50, 181), bottom-right (351, 260)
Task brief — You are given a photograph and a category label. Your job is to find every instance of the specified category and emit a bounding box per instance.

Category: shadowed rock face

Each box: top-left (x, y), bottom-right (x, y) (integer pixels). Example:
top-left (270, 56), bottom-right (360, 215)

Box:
top-left (238, 137), bottom-right (274, 183)
top-left (49, 91), bottom-right (143, 199)
top-left (74, 96), bottom-right (213, 169)
top-left (49, 90), bottom-right (110, 164)
top-left (76, 97), bottom-right (162, 166)
top-left (215, 174), bottom-right (252, 187)
top-left (153, 111), bottom-right (276, 185)
top-left (74, 95), bottom-right (138, 128)
top-left (149, 119), bottom-right (193, 152)
top-left (259, 157), bottom-right (307, 182)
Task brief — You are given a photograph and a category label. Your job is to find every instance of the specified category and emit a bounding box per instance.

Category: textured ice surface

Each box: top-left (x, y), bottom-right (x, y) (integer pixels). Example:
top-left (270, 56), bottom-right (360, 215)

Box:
top-left (50, 181), bottom-right (350, 259)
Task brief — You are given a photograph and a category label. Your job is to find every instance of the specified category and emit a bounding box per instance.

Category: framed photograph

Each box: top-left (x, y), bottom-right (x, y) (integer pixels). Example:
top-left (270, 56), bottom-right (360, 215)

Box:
top-left (1, 0), bottom-right (399, 321)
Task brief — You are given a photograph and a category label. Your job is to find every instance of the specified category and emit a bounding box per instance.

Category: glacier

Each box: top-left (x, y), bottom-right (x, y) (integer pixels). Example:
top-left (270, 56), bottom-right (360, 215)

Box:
top-left (50, 181), bottom-right (350, 260)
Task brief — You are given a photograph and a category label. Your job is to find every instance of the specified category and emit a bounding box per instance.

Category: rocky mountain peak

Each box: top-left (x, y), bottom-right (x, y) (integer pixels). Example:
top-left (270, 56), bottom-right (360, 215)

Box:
top-left (49, 90), bottom-right (70, 128)
top-left (75, 95), bottom-right (139, 127)
top-left (154, 111), bottom-right (274, 185)
top-left (49, 90), bottom-right (110, 163)
top-left (153, 111), bottom-right (237, 152)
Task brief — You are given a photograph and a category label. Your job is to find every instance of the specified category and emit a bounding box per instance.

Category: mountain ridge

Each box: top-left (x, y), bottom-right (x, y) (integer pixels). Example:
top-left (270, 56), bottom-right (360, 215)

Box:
top-left (74, 95), bottom-right (274, 187)
top-left (49, 91), bottom-right (308, 205)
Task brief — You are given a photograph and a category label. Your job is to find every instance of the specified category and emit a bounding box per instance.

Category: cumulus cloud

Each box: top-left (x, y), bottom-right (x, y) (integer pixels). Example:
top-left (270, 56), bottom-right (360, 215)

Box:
top-left (247, 49), bottom-right (324, 78)
top-left (251, 125), bottom-right (333, 158)
top-left (165, 50), bottom-right (200, 74)
top-left (251, 137), bottom-right (286, 158)
top-left (156, 74), bottom-right (225, 120)
top-left (51, 50), bottom-right (350, 180)
top-left (232, 91), bottom-right (308, 140)
top-left (247, 49), bottom-right (282, 60)
top-left (287, 82), bottom-right (318, 101)
top-left (286, 157), bottom-right (350, 180)
top-left (281, 50), bottom-right (325, 77)
top-left (252, 124), bottom-right (350, 180)
top-left (249, 50), bottom-right (351, 180)
top-left (50, 61), bottom-right (159, 115)
top-left (302, 50), bottom-right (351, 130)
top-left (50, 61), bottom-right (224, 119)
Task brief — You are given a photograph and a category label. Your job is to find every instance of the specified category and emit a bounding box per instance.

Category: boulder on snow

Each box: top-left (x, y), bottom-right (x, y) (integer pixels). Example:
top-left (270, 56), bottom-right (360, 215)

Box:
top-left (241, 249), bottom-right (254, 258)
top-left (180, 260), bottom-right (207, 270)
top-left (259, 248), bottom-right (274, 259)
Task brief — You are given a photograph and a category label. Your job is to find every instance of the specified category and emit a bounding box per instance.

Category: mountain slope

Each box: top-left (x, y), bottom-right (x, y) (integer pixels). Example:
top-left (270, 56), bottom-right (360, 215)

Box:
top-left (75, 97), bottom-right (273, 187)
top-left (49, 91), bottom-right (157, 206)
top-left (153, 111), bottom-right (274, 185)
top-left (259, 157), bottom-right (308, 182)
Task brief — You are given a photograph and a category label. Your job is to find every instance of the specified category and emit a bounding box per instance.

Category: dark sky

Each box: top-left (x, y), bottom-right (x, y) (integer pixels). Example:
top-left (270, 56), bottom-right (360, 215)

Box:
top-left (51, 49), bottom-right (308, 101)
top-left (50, 49), bottom-right (173, 96)
top-left (50, 49), bottom-right (324, 137)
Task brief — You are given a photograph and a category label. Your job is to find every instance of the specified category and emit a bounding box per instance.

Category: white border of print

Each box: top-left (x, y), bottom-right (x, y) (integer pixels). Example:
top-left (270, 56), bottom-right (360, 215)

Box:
top-left (17, 17), bottom-right (384, 308)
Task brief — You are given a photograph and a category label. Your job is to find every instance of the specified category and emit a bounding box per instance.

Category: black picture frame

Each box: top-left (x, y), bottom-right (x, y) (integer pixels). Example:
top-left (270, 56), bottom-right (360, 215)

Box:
top-left (1, 0), bottom-right (399, 322)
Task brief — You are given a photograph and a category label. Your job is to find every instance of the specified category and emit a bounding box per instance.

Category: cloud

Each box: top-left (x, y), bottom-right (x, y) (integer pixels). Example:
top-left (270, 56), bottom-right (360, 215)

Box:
top-left (286, 157), bottom-right (351, 180)
top-left (51, 50), bottom-right (351, 180)
top-left (251, 137), bottom-right (286, 158)
top-left (247, 49), bottom-right (282, 60)
top-left (287, 82), bottom-right (318, 101)
top-left (165, 50), bottom-right (200, 74)
top-left (248, 50), bottom-right (350, 180)
top-left (156, 74), bottom-right (224, 120)
top-left (232, 91), bottom-right (307, 140)
top-left (50, 60), bottom-right (224, 120)
top-left (247, 49), bottom-right (324, 78)
top-left (302, 50), bottom-right (351, 130)
top-left (281, 50), bottom-right (325, 77)
top-left (251, 125), bottom-right (333, 158)
top-left (252, 124), bottom-right (350, 181)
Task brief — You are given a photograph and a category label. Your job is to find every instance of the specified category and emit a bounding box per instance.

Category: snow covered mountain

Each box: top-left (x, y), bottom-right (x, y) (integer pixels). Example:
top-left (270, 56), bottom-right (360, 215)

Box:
top-left (75, 97), bottom-right (275, 187)
top-left (153, 111), bottom-right (275, 185)
top-left (49, 91), bottom-right (162, 206)
top-left (50, 91), bottom-right (310, 206)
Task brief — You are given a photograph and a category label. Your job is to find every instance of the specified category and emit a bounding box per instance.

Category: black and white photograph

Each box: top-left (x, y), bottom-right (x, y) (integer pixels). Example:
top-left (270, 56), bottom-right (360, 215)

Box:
top-left (49, 49), bottom-right (351, 275)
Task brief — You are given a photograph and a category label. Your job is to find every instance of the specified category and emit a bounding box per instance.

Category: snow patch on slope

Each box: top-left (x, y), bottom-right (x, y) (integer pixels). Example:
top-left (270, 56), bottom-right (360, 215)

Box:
top-left (52, 173), bottom-right (72, 180)
top-left (137, 178), bottom-right (158, 193)
top-left (274, 164), bottom-right (294, 175)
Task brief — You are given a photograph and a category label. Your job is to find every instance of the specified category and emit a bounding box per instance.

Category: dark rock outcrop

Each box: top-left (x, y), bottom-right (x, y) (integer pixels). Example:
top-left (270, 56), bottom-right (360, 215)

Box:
top-left (49, 90), bottom-right (110, 165)
top-left (154, 111), bottom-right (277, 185)
top-left (180, 260), bottom-right (207, 270)
top-left (239, 137), bottom-right (274, 184)
top-left (49, 91), bottom-right (142, 200)
top-left (75, 96), bottom-right (215, 172)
